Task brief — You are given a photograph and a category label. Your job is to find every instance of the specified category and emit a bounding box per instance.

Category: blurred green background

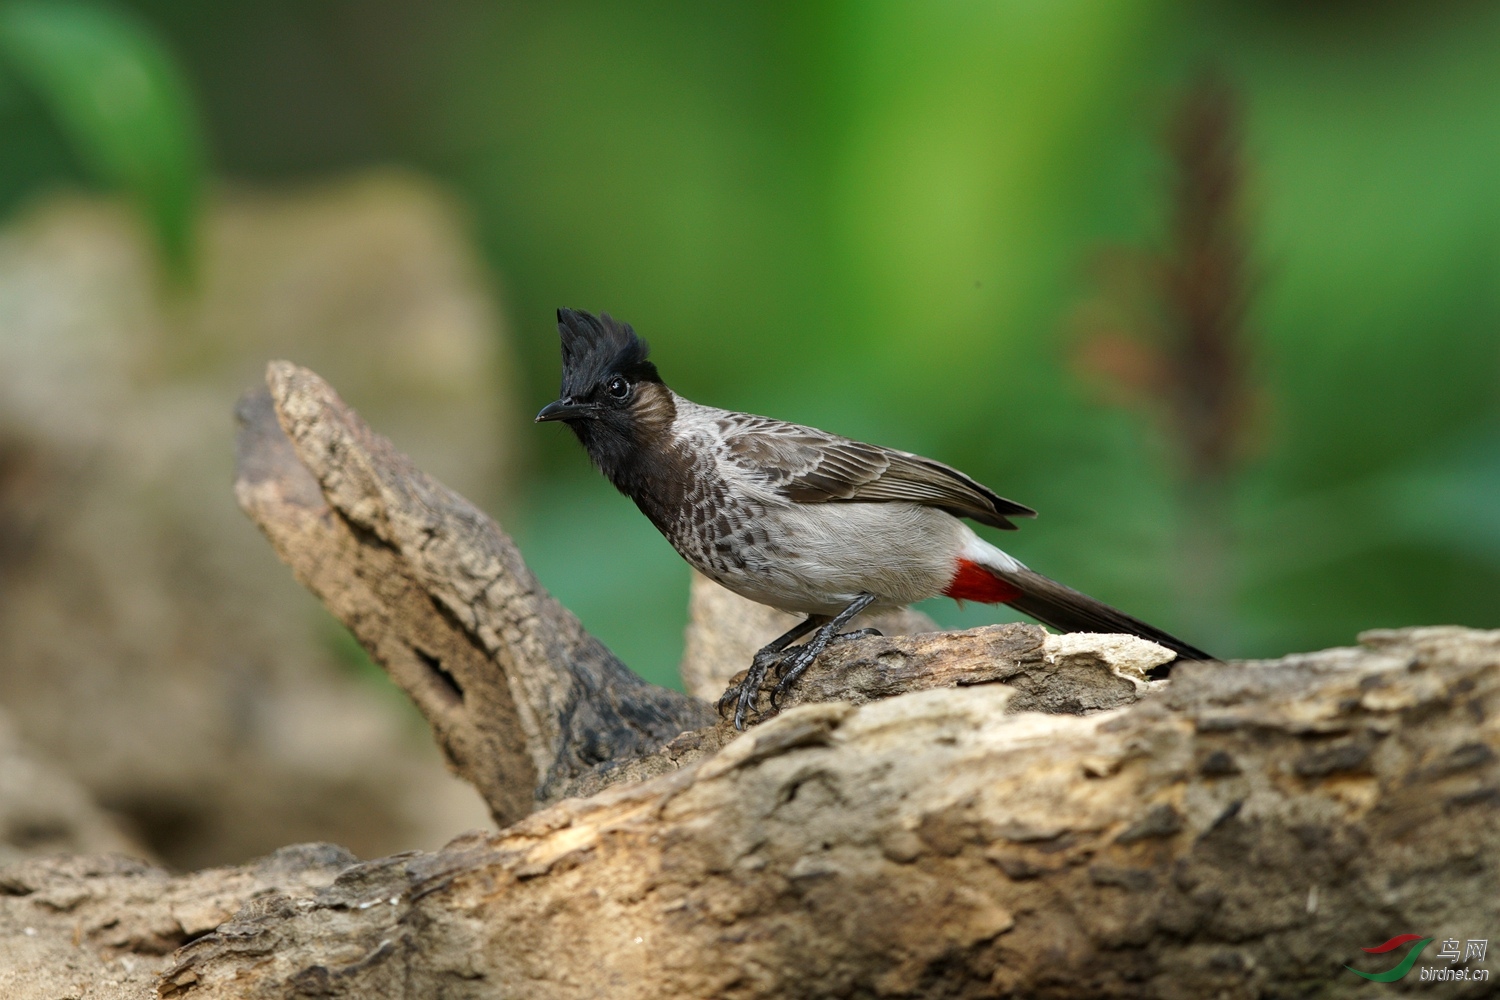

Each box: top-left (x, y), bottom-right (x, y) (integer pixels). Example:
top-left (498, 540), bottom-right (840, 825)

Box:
top-left (5, 0), bottom-right (1497, 689)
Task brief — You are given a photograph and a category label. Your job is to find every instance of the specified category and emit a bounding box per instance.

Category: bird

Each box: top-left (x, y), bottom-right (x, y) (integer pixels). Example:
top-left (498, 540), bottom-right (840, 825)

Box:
top-left (536, 309), bottom-right (1213, 729)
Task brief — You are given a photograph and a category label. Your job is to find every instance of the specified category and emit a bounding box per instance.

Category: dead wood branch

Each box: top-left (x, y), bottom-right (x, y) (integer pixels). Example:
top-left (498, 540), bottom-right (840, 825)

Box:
top-left (141, 626), bottom-right (1498, 998)
top-left (0, 845), bottom-right (357, 999)
top-left (233, 363), bottom-right (714, 824)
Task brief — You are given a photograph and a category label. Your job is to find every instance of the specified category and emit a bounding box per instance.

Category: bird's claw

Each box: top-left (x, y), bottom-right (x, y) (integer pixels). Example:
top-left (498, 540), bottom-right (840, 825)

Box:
top-left (721, 600), bottom-right (878, 730)
top-left (715, 676), bottom-right (761, 731)
top-left (717, 646), bottom-right (788, 730)
top-left (766, 627), bottom-right (879, 681)
top-left (768, 627), bottom-right (877, 709)
top-left (768, 648), bottom-right (816, 709)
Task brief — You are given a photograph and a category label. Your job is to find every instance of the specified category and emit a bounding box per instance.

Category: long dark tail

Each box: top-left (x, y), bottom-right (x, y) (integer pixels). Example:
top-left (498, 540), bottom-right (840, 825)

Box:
top-left (996, 566), bottom-right (1215, 662)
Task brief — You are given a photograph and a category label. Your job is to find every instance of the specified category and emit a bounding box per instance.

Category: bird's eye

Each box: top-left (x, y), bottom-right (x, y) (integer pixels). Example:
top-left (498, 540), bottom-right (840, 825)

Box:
top-left (606, 376), bottom-right (630, 399)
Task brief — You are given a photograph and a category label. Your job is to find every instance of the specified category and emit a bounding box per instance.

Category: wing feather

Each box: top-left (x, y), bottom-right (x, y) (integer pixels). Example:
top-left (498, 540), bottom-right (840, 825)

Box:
top-left (716, 415), bottom-right (1035, 530)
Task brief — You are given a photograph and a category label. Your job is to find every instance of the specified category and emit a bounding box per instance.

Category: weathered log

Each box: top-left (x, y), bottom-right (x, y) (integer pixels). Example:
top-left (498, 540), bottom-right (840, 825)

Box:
top-left (204, 369), bottom-right (1500, 995)
top-left (139, 628), bottom-right (1500, 996)
top-left (557, 619), bottom-right (1172, 801)
top-left (0, 845), bottom-right (358, 1000)
top-left (233, 363), bottom-right (714, 823)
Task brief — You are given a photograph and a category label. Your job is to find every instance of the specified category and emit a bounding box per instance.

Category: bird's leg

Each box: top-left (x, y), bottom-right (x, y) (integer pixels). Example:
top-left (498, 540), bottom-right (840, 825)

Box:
top-left (768, 593), bottom-right (878, 710)
top-left (770, 628), bottom-right (879, 677)
top-left (719, 614), bottom-right (826, 730)
top-left (827, 627), bottom-right (881, 646)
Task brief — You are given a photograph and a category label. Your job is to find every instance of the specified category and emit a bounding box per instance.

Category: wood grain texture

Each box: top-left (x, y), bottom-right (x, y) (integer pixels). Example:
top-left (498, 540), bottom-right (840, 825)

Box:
top-left (149, 626), bottom-right (1499, 1000)
top-left (234, 362), bottom-right (715, 822)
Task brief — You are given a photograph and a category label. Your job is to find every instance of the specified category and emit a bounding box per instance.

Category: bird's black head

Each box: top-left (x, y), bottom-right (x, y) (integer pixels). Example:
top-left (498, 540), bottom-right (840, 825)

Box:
top-left (536, 309), bottom-right (675, 484)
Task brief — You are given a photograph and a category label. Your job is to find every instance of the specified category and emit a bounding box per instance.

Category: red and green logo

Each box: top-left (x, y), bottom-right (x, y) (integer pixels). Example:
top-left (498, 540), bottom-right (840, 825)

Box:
top-left (1346, 934), bottom-right (1434, 983)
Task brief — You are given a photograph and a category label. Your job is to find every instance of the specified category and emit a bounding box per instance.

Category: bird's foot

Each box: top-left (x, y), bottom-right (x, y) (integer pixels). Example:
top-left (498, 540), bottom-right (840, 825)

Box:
top-left (717, 644), bottom-right (788, 730)
top-left (769, 626), bottom-right (881, 708)
top-left (767, 641), bottom-right (822, 710)
top-left (719, 595), bottom-right (877, 730)
top-left (766, 628), bottom-right (879, 680)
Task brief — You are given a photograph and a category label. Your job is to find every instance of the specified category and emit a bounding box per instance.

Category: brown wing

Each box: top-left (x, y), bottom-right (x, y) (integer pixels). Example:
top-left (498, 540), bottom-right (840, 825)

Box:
top-left (716, 414), bottom-right (1036, 530)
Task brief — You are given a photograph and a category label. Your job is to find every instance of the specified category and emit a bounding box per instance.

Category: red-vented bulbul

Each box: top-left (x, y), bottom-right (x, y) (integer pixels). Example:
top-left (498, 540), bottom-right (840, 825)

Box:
top-left (537, 309), bottom-right (1212, 728)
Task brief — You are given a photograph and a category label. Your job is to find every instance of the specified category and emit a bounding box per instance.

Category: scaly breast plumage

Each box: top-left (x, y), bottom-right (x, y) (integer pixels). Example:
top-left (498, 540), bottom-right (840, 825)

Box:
top-left (667, 493), bottom-right (779, 578)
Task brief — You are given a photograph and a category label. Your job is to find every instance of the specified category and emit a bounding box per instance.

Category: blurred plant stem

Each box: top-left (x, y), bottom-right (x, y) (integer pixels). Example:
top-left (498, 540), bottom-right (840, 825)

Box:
top-left (1073, 71), bottom-right (1255, 651)
top-left (1163, 74), bottom-right (1249, 488)
top-left (1162, 73), bottom-right (1251, 650)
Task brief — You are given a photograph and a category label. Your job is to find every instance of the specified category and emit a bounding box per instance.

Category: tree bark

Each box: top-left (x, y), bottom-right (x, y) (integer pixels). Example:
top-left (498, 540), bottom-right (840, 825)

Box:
top-left (161, 626), bottom-right (1500, 999)
top-left (1, 362), bottom-right (1495, 999)
top-left (232, 363), bottom-right (715, 822)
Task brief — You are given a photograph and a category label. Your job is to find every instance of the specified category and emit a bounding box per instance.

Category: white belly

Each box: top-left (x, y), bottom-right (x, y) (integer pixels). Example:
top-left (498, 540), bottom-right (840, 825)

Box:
top-left (696, 501), bottom-right (967, 617)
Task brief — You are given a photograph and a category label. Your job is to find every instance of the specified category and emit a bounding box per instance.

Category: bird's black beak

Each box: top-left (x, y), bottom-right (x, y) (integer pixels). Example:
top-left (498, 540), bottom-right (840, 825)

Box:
top-left (535, 397), bottom-right (595, 423)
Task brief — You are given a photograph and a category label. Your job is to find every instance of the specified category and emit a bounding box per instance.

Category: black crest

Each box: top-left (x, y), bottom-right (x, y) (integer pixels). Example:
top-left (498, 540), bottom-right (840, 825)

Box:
top-left (556, 308), bottom-right (661, 397)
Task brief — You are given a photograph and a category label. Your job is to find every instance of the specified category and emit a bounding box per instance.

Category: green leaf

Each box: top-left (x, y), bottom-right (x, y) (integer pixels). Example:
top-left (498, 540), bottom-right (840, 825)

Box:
top-left (0, 0), bottom-right (204, 279)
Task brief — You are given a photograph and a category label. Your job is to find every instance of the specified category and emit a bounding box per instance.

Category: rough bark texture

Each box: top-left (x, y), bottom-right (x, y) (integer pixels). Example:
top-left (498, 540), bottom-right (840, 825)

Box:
top-left (2, 626), bottom-right (1485, 999)
top-left (0, 845), bottom-right (358, 999)
top-left (555, 620), bottom-right (1169, 802)
top-left (3, 363), bottom-right (1495, 999)
top-left (234, 364), bottom-right (715, 823)
top-left (233, 364), bottom-right (1142, 815)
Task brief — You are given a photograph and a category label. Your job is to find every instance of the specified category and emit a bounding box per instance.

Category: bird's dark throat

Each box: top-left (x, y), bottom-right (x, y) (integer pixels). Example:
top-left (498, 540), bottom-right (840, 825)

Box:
top-left (569, 384), bottom-right (685, 521)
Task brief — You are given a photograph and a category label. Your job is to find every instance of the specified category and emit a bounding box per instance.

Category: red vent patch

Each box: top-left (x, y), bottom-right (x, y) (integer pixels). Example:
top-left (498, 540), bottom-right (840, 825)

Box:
top-left (942, 559), bottom-right (1022, 605)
